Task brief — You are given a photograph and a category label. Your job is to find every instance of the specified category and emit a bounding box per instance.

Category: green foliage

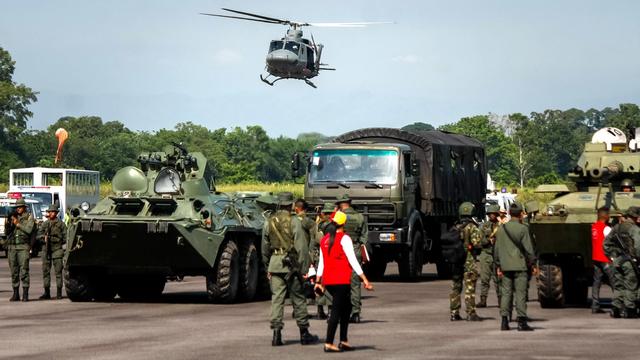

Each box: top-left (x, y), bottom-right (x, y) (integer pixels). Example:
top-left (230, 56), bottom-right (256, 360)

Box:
top-left (401, 122), bottom-right (435, 133)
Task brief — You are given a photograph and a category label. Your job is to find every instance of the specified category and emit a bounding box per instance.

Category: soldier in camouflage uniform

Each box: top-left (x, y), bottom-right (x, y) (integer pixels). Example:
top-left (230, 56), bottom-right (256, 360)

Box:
top-left (449, 202), bottom-right (482, 321)
top-left (38, 204), bottom-right (67, 300)
top-left (495, 202), bottom-right (537, 331)
top-left (261, 192), bottom-right (319, 346)
top-left (7, 198), bottom-right (35, 302)
top-left (603, 206), bottom-right (640, 319)
top-left (477, 204), bottom-right (501, 308)
top-left (336, 194), bottom-right (368, 323)
top-left (310, 202), bottom-right (335, 319)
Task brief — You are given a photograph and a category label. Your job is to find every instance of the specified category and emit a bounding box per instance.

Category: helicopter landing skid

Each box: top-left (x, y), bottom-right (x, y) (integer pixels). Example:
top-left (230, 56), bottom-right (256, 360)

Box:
top-left (260, 74), bottom-right (317, 88)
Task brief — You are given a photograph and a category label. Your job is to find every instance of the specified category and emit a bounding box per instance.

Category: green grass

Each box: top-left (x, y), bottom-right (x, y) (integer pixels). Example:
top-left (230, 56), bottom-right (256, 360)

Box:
top-left (99, 182), bottom-right (304, 198)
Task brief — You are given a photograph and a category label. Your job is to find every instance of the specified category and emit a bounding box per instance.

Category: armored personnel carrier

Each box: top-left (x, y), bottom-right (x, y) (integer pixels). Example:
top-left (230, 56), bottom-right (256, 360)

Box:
top-left (531, 127), bottom-right (640, 307)
top-left (63, 143), bottom-right (268, 303)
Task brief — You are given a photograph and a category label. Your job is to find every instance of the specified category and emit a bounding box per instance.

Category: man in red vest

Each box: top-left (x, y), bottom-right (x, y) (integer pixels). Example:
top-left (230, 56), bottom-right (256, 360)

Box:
top-left (592, 206), bottom-right (614, 314)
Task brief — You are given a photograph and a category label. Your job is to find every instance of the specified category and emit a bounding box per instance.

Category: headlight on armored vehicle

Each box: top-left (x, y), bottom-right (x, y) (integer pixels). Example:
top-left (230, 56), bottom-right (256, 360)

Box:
top-left (546, 206), bottom-right (554, 216)
top-left (379, 233), bottom-right (397, 242)
top-left (80, 202), bottom-right (90, 211)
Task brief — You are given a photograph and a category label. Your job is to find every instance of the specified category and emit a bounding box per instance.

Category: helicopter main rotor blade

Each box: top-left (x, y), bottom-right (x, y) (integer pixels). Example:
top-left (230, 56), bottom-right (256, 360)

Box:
top-left (200, 13), bottom-right (282, 25)
top-left (221, 8), bottom-right (291, 25)
top-left (306, 22), bottom-right (394, 28)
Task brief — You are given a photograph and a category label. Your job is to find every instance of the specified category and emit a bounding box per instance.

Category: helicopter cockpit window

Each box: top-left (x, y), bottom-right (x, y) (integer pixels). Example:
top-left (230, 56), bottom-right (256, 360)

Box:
top-left (154, 168), bottom-right (182, 194)
top-left (284, 42), bottom-right (300, 54)
top-left (269, 41), bottom-right (284, 52)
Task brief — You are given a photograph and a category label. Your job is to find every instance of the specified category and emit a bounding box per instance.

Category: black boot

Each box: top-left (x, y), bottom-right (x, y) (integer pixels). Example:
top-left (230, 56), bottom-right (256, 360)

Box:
top-left (450, 313), bottom-right (462, 321)
top-left (611, 307), bottom-right (622, 318)
top-left (349, 313), bottom-right (361, 323)
top-left (56, 287), bottom-right (63, 300)
top-left (22, 287), bottom-right (29, 302)
top-left (317, 305), bottom-right (327, 320)
top-left (517, 317), bottom-right (533, 331)
top-left (476, 296), bottom-right (487, 308)
top-left (9, 287), bottom-right (19, 302)
top-left (299, 328), bottom-right (319, 345)
top-left (501, 316), bottom-right (510, 331)
top-left (39, 287), bottom-right (51, 300)
top-left (272, 329), bottom-right (283, 346)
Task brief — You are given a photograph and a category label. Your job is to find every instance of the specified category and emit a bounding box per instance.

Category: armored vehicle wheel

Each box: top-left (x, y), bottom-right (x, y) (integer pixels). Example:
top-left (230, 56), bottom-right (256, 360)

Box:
top-left (207, 240), bottom-right (240, 303)
top-left (538, 264), bottom-right (564, 308)
top-left (64, 269), bottom-right (92, 302)
top-left (117, 276), bottom-right (166, 301)
top-left (237, 242), bottom-right (259, 302)
top-left (398, 231), bottom-right (424, 281)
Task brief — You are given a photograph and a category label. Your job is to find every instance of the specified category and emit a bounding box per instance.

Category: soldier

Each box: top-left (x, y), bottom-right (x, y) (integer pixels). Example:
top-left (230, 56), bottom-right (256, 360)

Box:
top-left (261, 192), bottom-right (319, 346)
top-left (38, 204), bottom-right (67, 300)
top-left (603, 206), bottom-right (640, 318)
top-left (476, 204), bottom-right (501, 308)
top-left (495, 202), bottom-right (537, 331)
top-left (294, 198), bottom-right (317, 248)
top-left (311, 202), bottom-right (336, 319)
top-left (335, 194), bottom-right (368, 324)
top-left (591, 207), bottom-right (614, 314)
top-left (620, 178), bottom-right (635, 193)
top-left (449, 202), bottom-right (482, 321)
top-left (7, 198), bottom-right (35, 302)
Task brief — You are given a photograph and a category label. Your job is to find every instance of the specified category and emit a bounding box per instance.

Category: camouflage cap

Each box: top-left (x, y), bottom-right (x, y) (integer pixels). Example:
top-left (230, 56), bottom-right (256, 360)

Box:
top-left (486, 204), bottom-right (500, 214)
top-left (14, 198), bottom-right (26, 207)
top-left (335, 194), bottom-right (352, 204)
top-left (625, 206), bottom-right (640, 218)
top-left (277, 192), bottom-right (294, 206)
top-left (321, 202), bottom-right (335, 213)
top-left (46, 204), bottom-right (60, 212)
top-left (458, 202), bottom-right (475, 216)
top-left (509, 202), bottom-right (524, 214)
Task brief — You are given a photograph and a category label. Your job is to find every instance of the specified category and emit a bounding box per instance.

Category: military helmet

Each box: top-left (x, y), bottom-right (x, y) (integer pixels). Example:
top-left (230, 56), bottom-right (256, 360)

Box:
top-left (625, 206), bottom-right (640, 218)
top-left (46, 204), bottom-right (60, 213)
top-left (509, 202), bottom-right (524, 214)
top-left (458, 202), bottom-right (475, 216)
top-left (621, 178), bottom-right (634, 188)
top-left (276, 192), bottom-right (294, 206)
top-left (335, 194), bottom-right (352, 205)
top-left (14, 198), bottom-right (26, 208)
top-left (321, 202), bottom-right (335, 214)
top-left (486, 204), bottom-right (500, 214)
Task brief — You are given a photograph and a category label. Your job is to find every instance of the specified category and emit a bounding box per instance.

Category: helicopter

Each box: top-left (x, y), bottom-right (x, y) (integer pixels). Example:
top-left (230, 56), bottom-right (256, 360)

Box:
top-left (200, 8), bottom-right (389, 88)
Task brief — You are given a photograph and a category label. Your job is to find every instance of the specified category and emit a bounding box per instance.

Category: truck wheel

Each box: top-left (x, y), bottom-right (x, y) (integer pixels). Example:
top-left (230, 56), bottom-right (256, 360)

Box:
top-left (64, 269), bottom-right (92, 302)
top-left (207, 240), bottom-right (240, 303)
top-left (398, 231), bottom-right (424, 281)
top-left (237, 242), bottom-right (259, 302)
top-left (538, 264), bottom-right (564, 308)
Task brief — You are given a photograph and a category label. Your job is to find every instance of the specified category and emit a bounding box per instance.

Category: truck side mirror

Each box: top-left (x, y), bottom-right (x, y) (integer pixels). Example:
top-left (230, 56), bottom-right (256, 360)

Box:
top-left (411, 161), bottom-right (420, 176)
top-left (291, 153), bottom-right (302, 178)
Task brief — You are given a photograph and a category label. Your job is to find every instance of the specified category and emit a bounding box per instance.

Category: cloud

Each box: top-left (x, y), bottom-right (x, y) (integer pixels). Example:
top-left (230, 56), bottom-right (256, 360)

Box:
top-left (212, 49), bottom-right (244, 65)
top-left (391, 54), bottom-right (421, 64)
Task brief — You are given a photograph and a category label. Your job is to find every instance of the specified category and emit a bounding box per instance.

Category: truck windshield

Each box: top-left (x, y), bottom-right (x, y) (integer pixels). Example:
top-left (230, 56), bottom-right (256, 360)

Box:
top-left (309, 149), bottom-right (399, 185)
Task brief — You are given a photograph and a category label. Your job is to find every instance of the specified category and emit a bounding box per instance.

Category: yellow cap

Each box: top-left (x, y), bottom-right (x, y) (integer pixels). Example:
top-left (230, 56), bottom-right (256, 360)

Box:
top-left (331, 211), bottom-right (347, 226)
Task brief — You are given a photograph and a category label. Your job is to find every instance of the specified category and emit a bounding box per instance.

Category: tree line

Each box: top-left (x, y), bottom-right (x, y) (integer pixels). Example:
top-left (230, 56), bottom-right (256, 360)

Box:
top-left (2, 46), bottom-right (640, 187)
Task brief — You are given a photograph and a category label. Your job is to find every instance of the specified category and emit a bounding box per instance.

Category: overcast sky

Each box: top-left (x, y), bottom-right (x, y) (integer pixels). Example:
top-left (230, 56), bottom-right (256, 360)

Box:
top-left (2, 0), bottom-right (639, 137)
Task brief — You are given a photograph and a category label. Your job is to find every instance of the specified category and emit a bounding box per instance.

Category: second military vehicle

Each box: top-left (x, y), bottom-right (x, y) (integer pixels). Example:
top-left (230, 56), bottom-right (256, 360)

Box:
top-left (531, 127), bottom-right (640, 307)
top-left (64, 143), bottom-right (268, 303)
top-left (293, 128), bottom-right (487, 280)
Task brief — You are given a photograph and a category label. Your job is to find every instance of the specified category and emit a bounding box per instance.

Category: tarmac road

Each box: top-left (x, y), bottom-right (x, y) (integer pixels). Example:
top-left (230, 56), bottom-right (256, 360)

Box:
top-left (0, 258), bottom-right (637, 360)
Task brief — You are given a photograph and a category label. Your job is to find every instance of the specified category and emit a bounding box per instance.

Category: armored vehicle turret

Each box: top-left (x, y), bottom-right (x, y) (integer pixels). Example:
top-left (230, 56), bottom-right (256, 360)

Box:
top-left (531, 127), bottom-right (640, 307)
top-left (63, 143), bottom-right (268, 303)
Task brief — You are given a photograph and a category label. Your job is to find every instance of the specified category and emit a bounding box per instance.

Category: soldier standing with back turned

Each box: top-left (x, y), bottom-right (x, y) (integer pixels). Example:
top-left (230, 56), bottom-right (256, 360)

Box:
top-left (310, 202), bottom-right (336, 319)
top-left (38, 204), bottom-right (67, 300)
top-left (335, 194), bottom-right (368, 324)
top-left (477, 204), bottom-right (501, 308)
top-left (7, 198), bottom-right (35, 302)
top-left (261, 192), bottom-right (319, 346)
top-left (449, 202), bottom-right (482, 321)
top-left (603, 206), bottom-right (640, 318)
top-left (495, 202), bottom-right (537, 331)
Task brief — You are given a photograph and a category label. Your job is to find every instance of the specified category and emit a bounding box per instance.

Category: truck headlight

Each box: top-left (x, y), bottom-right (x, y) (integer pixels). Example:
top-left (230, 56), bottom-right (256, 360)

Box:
top-left (379, 233), bottom-right (397, 242)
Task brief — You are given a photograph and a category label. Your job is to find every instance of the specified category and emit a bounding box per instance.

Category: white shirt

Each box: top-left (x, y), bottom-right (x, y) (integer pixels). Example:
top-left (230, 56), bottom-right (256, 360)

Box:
top-left (316, 233), bottom-right (364, 278)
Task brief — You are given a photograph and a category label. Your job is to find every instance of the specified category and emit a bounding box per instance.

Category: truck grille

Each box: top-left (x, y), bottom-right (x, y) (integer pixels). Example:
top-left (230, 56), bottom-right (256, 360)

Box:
top-left (361, 204), bottom-right (396, 226)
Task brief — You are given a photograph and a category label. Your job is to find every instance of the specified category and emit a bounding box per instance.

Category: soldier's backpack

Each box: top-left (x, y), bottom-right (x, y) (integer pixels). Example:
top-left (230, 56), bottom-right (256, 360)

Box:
top-left (440, 223), bottom-right (466, 265)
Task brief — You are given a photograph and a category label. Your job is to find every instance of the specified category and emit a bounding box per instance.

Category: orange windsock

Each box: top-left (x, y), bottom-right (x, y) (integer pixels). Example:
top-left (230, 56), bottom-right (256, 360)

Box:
top-left (54, 128), bottom-right (69, 164)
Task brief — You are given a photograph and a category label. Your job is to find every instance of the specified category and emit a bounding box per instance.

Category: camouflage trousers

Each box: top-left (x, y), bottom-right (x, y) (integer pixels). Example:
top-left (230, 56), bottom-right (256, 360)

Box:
top-left (7, 245), bottom-right (30, 289)
top-left (478, 251), bottom-right (500, 301)
top-left (42, 253), bottom-right (63, 289)
top-left (612, 260), bottom-right (638, 311)
top-left (350, 246), bottom-right (363, 315)
top-left (449, 261), bottom-right (479, 316)
top-left (269, 273), bottom-right (310, 330)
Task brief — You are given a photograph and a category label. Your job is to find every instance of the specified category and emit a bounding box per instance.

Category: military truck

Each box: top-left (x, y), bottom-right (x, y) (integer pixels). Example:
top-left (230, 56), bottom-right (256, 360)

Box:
top-left (293, 128), bottom-right (487, 280)
top-left (531, 127), bottom-right (640, 307)
top-left (64, 143), bottom-right (268, 303)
